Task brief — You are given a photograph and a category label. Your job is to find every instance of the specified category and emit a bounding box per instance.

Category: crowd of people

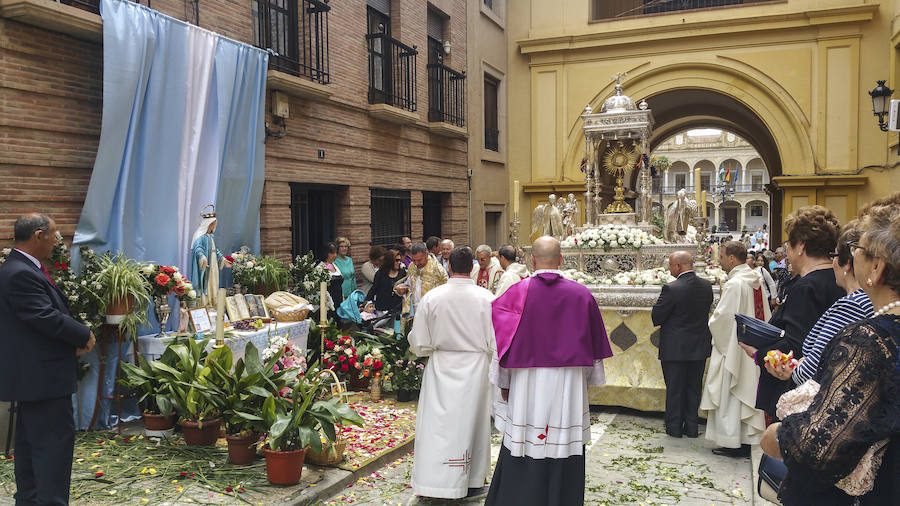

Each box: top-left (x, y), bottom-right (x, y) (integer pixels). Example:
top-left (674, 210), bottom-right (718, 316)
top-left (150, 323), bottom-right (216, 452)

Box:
top-left (2, 191), bottom-right (898, 505)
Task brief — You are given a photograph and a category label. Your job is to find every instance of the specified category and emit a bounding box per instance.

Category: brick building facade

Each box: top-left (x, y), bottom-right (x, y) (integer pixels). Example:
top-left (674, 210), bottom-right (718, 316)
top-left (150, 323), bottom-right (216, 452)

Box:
top-left (0, 0), bottom-right (469, 268)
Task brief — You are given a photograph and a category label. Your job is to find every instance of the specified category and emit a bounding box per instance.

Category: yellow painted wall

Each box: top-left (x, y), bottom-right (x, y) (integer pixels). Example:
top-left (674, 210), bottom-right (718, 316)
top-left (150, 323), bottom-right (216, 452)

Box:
top-left (506, 0), bottom-right (900, 241)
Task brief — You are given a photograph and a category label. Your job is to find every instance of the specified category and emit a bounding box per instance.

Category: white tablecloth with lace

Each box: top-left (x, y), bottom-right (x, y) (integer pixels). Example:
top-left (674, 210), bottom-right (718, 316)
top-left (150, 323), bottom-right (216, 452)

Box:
top-left (137, 319), bottom-right (310, 361)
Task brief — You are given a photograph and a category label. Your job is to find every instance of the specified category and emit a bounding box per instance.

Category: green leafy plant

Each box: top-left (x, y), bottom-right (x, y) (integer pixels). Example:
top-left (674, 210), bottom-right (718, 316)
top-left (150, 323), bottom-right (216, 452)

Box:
top-left (149, 336), bottom-right (226, 423)
top-left (95, 252), bottom-right (151, 339)
top-left (239, 369), bottom-right (363, 453)
top-left (207, 342), bottom-right (298, 436)
top-left (289, 251), bottom-right (331, 305)
top-left (254, 255), bottom-right (290, 293)
top-left (118, 352), bottom-right (176, 416)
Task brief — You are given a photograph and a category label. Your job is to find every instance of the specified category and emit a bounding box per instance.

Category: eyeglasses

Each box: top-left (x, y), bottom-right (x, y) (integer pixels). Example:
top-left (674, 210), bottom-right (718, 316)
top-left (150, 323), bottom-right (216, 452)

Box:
top-left (847, 241), bottom-right (868, 256)
top-left (394, 259), bottom-right (402, 262)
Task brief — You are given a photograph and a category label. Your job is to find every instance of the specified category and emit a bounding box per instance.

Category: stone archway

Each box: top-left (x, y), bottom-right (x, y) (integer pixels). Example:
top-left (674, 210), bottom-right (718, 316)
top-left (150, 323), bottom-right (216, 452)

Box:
top-left (565, 63), bottom-right (814, 239)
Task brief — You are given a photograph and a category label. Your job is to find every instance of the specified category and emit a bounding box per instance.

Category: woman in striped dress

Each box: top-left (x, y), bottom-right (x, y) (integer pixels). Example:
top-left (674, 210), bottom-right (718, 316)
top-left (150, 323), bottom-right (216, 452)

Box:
top-left (764, 219), bottom-right (874, 385)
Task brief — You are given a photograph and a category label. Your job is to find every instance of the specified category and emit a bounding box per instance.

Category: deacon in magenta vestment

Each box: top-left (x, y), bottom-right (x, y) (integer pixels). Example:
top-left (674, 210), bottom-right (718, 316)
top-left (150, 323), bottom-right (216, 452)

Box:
top-left (486, 235), bottom-right (613, 506)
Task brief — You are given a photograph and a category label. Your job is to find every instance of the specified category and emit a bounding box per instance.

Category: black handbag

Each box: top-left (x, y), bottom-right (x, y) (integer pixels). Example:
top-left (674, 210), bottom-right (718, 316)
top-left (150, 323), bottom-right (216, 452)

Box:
top-left (735, 313), bottom-right (785, 349)
top-left (758, 453), bottom-right (787, 504)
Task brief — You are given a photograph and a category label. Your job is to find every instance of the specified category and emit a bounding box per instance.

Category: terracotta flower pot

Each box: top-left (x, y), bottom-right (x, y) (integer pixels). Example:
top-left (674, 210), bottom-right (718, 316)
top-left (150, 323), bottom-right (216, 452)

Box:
top-left (225, 433), bottom-right (258, 465)
top-left (263, 448), bottom-right (307, 486)
top-left (142, 412), bottom-right (175, 431)
top-left (179, 418), bottom-right (221, 446)
top-left (106, 294), bottom-right (136, 315)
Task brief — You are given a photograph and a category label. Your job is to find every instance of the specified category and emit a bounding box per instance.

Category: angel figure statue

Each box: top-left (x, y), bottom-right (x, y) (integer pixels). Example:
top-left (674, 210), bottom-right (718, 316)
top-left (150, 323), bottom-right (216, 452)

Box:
top-left (531, 193), bottom-right (565, 239)
top-left (663, 189), bottom-right (699, 242)
top-left (561, 193), bottom-right (579, 238)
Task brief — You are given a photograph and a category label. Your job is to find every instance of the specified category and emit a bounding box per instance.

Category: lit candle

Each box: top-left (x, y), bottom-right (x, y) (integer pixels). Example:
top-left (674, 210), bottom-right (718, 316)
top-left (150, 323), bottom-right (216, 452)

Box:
top-left (701, 190), bottom-right (708, 218)
top-left (215, 288), bottom-right (225, 347)
top-left (694, 168), bottom-right (702, 206)
top-left (319, 281), bottom-right (327, 326)
top-left (513, 180), bottom-right (520, 218)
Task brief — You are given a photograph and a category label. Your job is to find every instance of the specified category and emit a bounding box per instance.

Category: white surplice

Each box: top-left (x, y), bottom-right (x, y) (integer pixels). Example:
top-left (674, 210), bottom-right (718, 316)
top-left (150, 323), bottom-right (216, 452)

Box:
top-left (408, 278), bottom-right (496, 499)
top-left (490, 358), bottom-right (606, 459)
top-left (700, 263), bottom-right (769, 447)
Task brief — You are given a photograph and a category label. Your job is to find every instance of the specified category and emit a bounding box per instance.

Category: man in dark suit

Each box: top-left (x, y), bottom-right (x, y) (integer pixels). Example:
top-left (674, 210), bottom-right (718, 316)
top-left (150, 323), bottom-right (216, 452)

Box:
top-left (651, 250), bottom-right (713, 438)
top-left (0, 214), bottom-right (95, 505)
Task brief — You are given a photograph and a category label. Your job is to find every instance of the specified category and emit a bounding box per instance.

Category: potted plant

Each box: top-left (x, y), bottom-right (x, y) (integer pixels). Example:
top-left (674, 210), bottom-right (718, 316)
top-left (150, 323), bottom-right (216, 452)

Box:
top-left (254, 255), bottom-right (290, 295)
top-left (239, 369), bottom-right (363, 485)
top-left (321, 335), bottom-right (359, 386)
top-left (152, 337), bottom-right (226, 445)
top-left (353, 342), bottom-right (386, 394)
top-left (393, 356), bottom-right (424, 402)
top-left (118, 353), bottom-right (177, 431)
top-left (95, 253), bottom-right (151, 338)
top-left (208, 341), bottom-right (298, 465)
top-left (228, 248), bottom-right (260, 294)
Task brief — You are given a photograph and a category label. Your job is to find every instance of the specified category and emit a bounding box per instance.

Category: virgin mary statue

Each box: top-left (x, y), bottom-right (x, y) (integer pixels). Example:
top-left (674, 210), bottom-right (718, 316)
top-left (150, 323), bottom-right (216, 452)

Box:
top-left (190, 207), bottom-right (231, 307)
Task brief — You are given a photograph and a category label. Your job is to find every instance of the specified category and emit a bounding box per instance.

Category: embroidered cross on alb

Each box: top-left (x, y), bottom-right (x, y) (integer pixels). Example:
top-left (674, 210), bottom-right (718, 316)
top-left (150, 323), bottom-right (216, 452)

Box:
top-left (537, 424), bottom-right (549, 441)
top-left (442, 450), bottom-right (472, 472)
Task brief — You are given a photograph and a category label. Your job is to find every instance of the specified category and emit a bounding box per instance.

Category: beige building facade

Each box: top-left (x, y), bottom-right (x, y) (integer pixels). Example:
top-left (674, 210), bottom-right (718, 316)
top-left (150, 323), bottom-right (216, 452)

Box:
top-left (506, 0), bottom-right (900, 242)
top-left (466, 0), bottom-right (509, 248)
top-left (653, 130), bottom-right (770, 233)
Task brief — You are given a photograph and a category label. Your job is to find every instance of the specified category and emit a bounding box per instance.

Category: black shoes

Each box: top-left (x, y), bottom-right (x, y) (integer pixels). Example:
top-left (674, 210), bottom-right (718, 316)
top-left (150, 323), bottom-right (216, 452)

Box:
top-left (712, 445), bottom-right (751, 458)
top-left (666, 427), bottom-right (682, 438)
top-left (465, 486), bottom-right (489, 498)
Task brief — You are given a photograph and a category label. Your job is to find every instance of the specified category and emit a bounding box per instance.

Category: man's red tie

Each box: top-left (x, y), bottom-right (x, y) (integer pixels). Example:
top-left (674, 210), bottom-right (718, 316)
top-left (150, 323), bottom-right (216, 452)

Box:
top-left (40, 264), bottom-right (57, 287)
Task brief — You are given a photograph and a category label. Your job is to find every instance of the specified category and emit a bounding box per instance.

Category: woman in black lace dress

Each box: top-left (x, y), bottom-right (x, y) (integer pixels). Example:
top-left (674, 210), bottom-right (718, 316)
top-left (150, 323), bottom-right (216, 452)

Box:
top-left (760, 199), bottom-right (900, 505)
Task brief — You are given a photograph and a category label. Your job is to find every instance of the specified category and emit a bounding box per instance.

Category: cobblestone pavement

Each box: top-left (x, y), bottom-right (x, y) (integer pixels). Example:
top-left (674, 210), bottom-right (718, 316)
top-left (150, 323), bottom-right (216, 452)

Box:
top-left (317, 408), bottom-right (756, 506)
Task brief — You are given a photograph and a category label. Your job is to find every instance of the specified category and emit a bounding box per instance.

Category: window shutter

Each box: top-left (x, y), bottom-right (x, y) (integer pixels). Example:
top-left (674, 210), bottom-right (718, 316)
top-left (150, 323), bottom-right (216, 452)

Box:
top-left (367, 0), bottom-right (390, 16)
top-left (427, 9), bottom-right (444, 42)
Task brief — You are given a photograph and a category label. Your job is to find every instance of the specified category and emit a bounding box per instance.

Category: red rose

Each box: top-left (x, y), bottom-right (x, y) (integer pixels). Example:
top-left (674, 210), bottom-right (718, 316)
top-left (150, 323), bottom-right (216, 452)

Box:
top-left (174, 285), bottom-right (185, 296)
top-left (324, 340), bottom-right (335, 350)
top-left (338, 354), bottom-right (346, 362)
top-left (340, 363), bottom-right (349, 372)
top-left (155, 273), bottom-right (171, 286)
top-left (160, 265), bottom-right (175, 275)
top-left (348, 357), bottom-right (356, 366)
top-left (225, 486), bottom-right (233, 492)
top-left (54, 262), bottom-right (68, 271)
top-left (225, 255), bottom-right (234, 263)
top-left (373, 360), bottom-right (382, 370)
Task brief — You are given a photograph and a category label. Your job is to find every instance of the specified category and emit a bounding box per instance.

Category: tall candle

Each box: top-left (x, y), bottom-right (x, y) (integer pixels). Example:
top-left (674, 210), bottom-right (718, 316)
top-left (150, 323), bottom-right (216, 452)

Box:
top-left (319, 281), bottom-right (327, 325)
top-left (215, 288), bottom-right (225, 347)
top-left (694, 168), bottom-right (702, 205)
top-left (701, 190), bottom-right (708, 218)
top-left (513, 180), bottom-right (520, 217)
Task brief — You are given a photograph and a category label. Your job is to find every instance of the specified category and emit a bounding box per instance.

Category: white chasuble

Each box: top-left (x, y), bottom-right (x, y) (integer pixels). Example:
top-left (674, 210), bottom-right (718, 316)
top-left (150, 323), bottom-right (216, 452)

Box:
top-left (408, 278), bottom-right (495, 499)
top-left (700, 263), bottom-right (769, 447)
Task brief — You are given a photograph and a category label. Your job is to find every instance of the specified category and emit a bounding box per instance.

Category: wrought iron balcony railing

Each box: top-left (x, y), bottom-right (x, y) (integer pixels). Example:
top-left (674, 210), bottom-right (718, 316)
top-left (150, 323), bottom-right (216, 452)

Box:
top-left (657, 184), bottom-right (767, 195)
top-left (590, 0), bottom-right (778, 21)
top-left (427, 63), bottom-right (466, 127)
top-left (485, 127), bottom-right (499, 151)
top-left (255, 0), bottom-right (331, 84)
top-left (367, 33), bottom-right (418, 112)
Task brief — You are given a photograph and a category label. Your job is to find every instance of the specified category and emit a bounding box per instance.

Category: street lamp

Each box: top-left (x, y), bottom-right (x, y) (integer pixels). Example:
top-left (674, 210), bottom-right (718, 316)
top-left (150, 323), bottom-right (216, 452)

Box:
top-left (869, 80), bottom-right (894, 132)
top-left (714, 181), bottom-right (735, 233)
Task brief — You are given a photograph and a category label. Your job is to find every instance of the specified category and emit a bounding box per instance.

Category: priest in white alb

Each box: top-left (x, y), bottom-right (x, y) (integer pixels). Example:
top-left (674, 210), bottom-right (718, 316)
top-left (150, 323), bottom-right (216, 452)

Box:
top-left (408, 246), bottom-right (496, 499)
top-left (493, 244), bottom-right (530, 297)
top-left (700, 241), bottom-right (770, 457)
top-left (486, 236), bottom-right (614, 506)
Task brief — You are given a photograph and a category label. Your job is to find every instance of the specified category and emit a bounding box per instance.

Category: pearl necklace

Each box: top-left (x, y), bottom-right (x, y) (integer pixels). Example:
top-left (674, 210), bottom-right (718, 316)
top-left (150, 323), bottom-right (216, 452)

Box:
top-left (874, 300), bottom-right (900, 316)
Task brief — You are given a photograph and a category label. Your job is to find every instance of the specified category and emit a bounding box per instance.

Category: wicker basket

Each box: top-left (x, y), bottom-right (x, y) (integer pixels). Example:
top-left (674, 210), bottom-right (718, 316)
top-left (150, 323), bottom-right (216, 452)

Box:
top-left (265, 291), bottom-right (312, 322)
top-left (305, 440), bottom-right (346, 466)
top-left (271, 306), bottom-right (310, 322)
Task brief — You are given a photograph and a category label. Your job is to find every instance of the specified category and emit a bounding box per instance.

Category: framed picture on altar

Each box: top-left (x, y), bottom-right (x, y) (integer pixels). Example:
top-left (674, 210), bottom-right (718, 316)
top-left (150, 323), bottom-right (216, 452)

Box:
top-left (245, 294), bottom-right (269, 318)
top-left (189, 308), bottom-right (212, 334)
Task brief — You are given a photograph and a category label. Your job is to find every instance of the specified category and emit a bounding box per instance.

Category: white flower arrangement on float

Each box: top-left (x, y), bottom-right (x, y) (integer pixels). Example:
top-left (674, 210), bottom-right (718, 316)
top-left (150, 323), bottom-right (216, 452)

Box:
top-left (703, 265), bottom-right (730, 284)
top-left (560, 224), bottom-right (664, 251)
top-left (684, 225), bottom-right (698, 244)
top-left (561, 267), bottom-right (675, 287)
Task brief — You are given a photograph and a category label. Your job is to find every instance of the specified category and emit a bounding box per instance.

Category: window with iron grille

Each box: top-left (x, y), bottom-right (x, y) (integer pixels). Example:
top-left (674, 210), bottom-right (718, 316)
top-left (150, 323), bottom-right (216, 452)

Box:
top-left (422, 192), bottom-right (444, 240)
top-left (367, 4), bottom-right (418, 112)
top-left (371, 189), bottom-right (411, 247)
top-left (750, 205), bottom-right (764, 217)
top-left (253, 0), bottom-right (330, 84)
top-left (484, 75), bottom-right (499, 151)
